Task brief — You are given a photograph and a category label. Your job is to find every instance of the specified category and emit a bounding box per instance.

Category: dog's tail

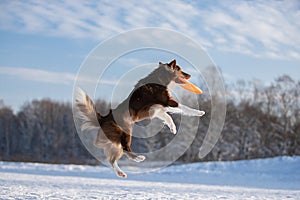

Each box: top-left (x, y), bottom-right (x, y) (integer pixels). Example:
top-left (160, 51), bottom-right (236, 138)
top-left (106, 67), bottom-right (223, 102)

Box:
top-left (73, 87), bottom-right (100, 134)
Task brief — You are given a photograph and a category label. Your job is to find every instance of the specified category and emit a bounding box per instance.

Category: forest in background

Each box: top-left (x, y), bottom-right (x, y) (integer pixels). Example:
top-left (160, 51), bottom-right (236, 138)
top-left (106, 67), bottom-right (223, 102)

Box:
top-left (0, 74), bottom-right (299, 165)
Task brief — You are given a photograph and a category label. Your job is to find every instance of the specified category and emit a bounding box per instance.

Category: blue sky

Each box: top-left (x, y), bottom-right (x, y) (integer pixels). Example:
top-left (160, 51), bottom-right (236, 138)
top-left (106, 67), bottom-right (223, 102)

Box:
top-left (0, 0), bottom-right (299, 111)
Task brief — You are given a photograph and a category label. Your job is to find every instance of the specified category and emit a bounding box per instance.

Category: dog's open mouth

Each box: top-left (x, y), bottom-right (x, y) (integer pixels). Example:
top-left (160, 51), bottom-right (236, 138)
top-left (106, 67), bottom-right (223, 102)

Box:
top-left (175, 72), bottom-right (190, 83)
top-left (175, 76), bottom-right (189, 84)
top-left (176, 76), bottom-right (202, 94)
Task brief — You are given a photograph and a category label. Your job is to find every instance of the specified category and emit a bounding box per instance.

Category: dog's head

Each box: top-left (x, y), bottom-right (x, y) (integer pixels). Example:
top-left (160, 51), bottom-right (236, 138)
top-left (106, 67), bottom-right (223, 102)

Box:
top-left (159, 59), bottom-right (191, 84)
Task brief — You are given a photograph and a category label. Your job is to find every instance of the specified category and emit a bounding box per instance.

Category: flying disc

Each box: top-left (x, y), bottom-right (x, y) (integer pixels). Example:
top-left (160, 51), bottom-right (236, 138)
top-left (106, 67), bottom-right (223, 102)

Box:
top-left (179, 80), bottom-right (202, 94)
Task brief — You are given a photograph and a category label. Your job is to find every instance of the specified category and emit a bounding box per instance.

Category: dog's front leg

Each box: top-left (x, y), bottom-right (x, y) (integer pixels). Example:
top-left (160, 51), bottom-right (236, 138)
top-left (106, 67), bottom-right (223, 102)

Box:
top-left (150, 105), bottom-right (177, 134)
top-left (166, 104), bottom-right (205, 117)
top-left (156, 110), bottom-right (177, 134)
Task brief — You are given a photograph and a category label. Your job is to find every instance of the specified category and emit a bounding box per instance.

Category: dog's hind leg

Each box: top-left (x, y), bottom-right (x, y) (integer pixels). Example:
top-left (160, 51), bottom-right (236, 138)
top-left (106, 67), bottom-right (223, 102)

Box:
top-left (166, 104), bottom-right (205, 117)
top-left (124, 151), bottom-right (146, 162)
top-left (121, 133), bottom-right (146, 162)
top-left (104, 143), bottom-right (127, 178)
top-left (111, 158), bottom-right (127, 178)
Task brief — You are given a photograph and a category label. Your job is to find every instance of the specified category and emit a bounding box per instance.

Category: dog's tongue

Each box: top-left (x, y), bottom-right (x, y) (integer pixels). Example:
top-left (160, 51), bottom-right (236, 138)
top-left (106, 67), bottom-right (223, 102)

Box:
top-left (179, 79), bottom-right (202, 94)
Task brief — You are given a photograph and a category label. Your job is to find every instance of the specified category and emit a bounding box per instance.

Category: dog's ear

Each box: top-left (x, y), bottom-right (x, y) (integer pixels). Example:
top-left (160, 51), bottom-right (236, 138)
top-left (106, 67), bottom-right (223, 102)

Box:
top-left (169, 59), bottom-right (176, 69)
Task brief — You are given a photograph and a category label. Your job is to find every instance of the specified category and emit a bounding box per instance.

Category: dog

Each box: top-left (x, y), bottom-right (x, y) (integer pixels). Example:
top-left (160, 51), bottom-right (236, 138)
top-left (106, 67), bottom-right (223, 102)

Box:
top-left (73, 59), bottom-right (205, 178)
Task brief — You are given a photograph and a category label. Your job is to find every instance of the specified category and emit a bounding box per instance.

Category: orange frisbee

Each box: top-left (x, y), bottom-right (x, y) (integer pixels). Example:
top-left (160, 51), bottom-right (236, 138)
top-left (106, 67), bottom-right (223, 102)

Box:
top-left (179, 80), bottom-right (202, 94)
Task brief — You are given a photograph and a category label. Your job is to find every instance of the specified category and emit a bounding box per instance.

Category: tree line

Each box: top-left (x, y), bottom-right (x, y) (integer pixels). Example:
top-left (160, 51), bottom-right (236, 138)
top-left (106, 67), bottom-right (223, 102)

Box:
top-left (0, 75), bottom-right (299, 164)
top-left (0, 99), bottom-right (95, 164)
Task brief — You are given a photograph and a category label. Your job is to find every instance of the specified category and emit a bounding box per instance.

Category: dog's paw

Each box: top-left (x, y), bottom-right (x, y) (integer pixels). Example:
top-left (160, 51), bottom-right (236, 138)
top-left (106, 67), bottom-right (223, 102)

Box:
top-left (116, 170), bottom-right (127, 178)
top-left (197, 110), bottom-right (205, 117)
top-left (169, 124), bottom-right (177, 134)
top-left (135, 155), bottom-right (146, 162)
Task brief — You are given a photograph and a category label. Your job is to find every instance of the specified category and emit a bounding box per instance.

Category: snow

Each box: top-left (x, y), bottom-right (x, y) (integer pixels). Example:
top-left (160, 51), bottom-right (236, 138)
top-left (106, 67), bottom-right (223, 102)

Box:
top-left (1, 157), bottom-right (299, 199)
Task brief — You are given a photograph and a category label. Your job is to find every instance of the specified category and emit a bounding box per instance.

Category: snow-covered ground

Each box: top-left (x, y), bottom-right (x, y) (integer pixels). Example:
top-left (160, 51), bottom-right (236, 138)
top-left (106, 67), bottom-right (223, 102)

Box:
top-left (0, 156), bottom-right (299, 199)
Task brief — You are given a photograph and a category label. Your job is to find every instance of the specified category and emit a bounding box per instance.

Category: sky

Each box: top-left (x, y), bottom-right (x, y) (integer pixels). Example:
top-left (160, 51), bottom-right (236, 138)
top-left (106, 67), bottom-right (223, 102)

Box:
top-left (0, 0), bottom-right (299, 111)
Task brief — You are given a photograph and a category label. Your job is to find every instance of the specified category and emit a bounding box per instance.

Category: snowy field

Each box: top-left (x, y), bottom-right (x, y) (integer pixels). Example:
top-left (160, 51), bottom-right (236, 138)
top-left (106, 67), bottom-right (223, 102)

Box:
top-left (0, 157), bottom-right (299, 199)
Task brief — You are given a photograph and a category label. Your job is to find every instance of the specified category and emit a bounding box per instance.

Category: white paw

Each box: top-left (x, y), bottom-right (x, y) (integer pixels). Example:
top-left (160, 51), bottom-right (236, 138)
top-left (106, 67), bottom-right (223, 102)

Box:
top-left (197, 110), bottom-right (205, 117)
top-left (117, 170), bottom-right (127, 178)
top-left (134, 155), bottom-right (146, 162)
top-left (169, 124), bottom-right (177, 134)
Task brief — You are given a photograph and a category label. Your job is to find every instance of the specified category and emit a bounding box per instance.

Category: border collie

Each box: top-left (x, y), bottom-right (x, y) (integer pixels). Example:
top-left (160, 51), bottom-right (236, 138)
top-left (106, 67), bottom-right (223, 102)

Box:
top-left (74, 60), bottom-right (205, 178)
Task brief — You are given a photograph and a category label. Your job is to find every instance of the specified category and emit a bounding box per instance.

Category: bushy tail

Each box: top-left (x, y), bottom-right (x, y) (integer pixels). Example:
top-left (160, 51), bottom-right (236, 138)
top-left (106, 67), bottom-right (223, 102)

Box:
top-left (73, 87), bottom-right (100, 134)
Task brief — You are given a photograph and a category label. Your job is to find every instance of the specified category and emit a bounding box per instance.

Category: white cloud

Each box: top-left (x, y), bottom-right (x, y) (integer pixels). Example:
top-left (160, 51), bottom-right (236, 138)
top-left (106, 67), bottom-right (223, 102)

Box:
top-left (201, 0), bottom-right (300, 60)
top-left (0, 67), bottom-right (75, 84)
top-left (0, 0), bottom-right (299, 60)
top-left (0, 66), bottom-right (118, 85)
top-left (0, 1), bottom-right (210, 46)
